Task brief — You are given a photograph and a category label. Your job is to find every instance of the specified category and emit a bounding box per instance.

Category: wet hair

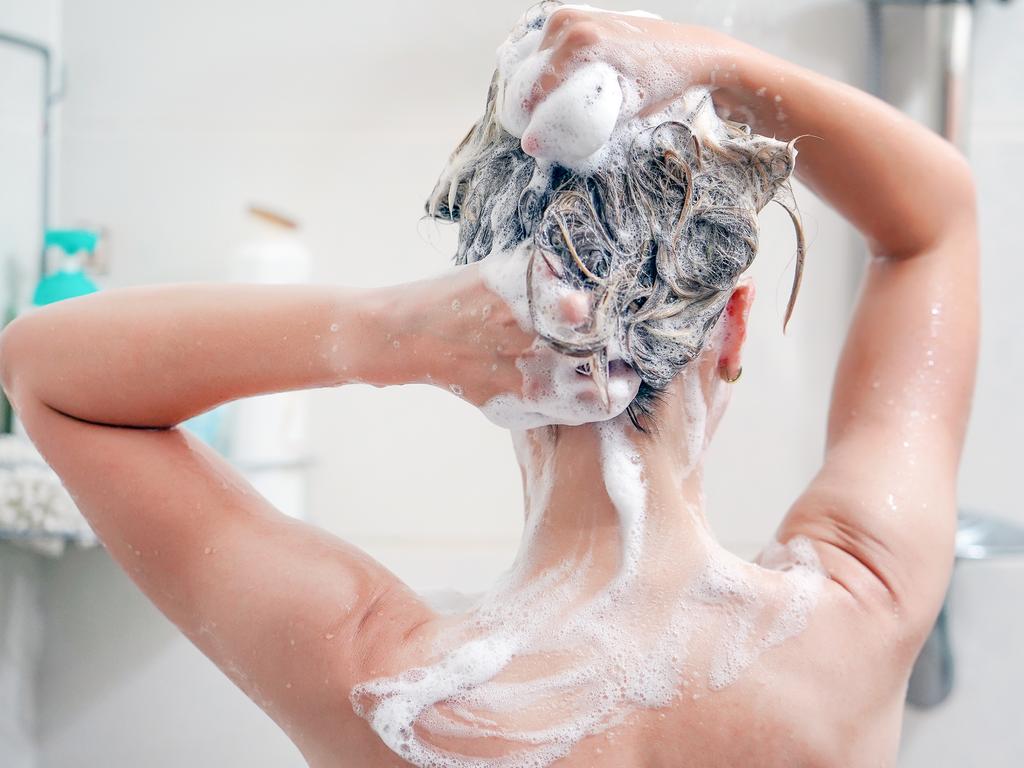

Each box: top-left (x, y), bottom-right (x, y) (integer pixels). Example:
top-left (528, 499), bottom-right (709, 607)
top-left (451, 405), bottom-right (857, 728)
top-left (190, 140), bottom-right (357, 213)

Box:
top-left (426, 52), bottom-right (804, 429)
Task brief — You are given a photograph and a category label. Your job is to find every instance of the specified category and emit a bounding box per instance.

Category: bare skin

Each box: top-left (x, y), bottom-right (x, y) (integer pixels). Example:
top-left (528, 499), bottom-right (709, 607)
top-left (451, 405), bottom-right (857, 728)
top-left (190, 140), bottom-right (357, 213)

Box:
top-left (0, 10), bottom-right (977, 768)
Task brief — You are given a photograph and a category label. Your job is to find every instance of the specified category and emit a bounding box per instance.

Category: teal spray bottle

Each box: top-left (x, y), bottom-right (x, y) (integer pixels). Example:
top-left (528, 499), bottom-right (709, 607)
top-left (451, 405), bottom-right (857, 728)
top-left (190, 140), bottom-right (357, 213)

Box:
top-left (33, 229), bottom-right (100, 306)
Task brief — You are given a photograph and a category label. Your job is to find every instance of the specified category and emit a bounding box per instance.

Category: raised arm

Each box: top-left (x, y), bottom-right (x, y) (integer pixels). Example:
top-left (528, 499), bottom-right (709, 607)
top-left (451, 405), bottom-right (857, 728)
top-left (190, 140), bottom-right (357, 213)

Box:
top-left (0, 265), bottom-right (558, 759)
top-left (529, 8), bottom-right (977, 635)
top-left (0, 282), bottom-right (443, 759)
top-left (714, 39), bottom-right (978, 628)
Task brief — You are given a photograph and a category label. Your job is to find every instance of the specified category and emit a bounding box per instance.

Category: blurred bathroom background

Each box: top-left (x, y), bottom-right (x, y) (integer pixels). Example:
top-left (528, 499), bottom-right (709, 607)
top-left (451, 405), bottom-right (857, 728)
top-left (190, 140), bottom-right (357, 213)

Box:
top-left (1, 0), bottom-right (1021, 765)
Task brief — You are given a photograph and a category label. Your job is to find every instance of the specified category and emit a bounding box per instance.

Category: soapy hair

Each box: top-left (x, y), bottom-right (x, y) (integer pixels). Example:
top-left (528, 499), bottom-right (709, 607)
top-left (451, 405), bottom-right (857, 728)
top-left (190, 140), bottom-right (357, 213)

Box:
top-left (426, 35), bottom-right (804, 427)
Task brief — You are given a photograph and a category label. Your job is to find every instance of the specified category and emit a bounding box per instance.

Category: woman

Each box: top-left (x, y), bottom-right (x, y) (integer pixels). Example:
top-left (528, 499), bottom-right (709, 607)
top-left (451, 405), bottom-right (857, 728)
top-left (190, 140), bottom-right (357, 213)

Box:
top-left (0, 5), bottom-right (977, 767)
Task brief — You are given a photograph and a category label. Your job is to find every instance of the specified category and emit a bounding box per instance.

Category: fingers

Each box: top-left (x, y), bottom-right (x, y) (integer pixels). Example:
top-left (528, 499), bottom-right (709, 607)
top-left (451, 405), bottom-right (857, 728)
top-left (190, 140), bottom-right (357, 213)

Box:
top-left (528, 252), bottom-right (584, 340)
top-left (524, 345), bottom-right (640, 425)
top-left (525, 11), bottom-right (603, 115)
top-left (558, 291), bottom-right (591, 328)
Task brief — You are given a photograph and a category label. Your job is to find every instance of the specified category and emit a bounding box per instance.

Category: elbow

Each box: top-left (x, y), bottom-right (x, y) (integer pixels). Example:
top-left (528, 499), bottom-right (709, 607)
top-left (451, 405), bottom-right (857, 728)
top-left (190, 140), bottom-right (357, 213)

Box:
top-left (0, 311), bottom-right (45, 410)
top-left (872, 147), bottom-right (978, 261)
top-left (939, 145), bottom-right (978, 245)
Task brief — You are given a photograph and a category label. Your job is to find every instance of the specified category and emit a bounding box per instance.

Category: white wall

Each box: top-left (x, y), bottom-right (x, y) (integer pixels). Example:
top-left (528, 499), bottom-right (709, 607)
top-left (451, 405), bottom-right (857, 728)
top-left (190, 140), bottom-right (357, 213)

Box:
top-left (901, 1), bottom-right (1024, 763)
top-left (18, 0), bottom-right (1022, 765)
top-left (958, 1), bottom-right (1024, 527)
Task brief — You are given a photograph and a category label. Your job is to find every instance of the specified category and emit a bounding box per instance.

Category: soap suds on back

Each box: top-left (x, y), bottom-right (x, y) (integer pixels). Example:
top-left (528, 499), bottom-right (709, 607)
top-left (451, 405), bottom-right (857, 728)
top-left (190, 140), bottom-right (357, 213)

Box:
top-left (352, 407), bottom-right (824, 768)
top-left (352, 6), bottom-right (822, 767)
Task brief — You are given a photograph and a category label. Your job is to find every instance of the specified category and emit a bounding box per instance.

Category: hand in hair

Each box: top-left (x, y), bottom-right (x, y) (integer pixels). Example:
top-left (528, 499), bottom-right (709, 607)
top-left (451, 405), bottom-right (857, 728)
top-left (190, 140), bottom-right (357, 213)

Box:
top-left (525, 5), bottom-right (734, 118)
top-left (396, 250), bottom-right (642, 428)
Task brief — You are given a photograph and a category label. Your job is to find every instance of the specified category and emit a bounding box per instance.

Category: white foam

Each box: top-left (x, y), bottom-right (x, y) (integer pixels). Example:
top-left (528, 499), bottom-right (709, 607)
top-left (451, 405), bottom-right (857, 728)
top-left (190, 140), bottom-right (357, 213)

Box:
top-left (480, 342), bottom-right (640, 429)
top-left (494, 5), bottom-right (702, 172)
top-left (478, 243), bottom-right (641, 429)
top-left (597, 420), bottom-right (647, 581)
top-left (521, 62), bottom-right (624, 166)
top-left (496, 12), bottom-right (633, 171)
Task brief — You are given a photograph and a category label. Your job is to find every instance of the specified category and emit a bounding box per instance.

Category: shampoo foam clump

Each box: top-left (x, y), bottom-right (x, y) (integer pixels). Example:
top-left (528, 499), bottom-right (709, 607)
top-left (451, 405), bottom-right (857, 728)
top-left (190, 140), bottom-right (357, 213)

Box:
top-left (494, 5), bottom-right (668, 171)
top-left (521, 62), bottom-right (623, 166)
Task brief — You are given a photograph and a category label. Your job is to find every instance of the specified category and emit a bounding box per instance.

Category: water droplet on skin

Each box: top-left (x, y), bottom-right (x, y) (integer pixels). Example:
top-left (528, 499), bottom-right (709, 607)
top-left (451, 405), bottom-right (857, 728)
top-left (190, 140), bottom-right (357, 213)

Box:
top-left (325, 633), bottom-right (335, 640)
top-left (330, 323), bottom-right (340, 332)
top-left (392, 340), bottom-right (401, 349)
top-left (449, 384), bottom-right (464, 397)
top-left (204, 547), bottom-right (213, 555)
top-left (451, 299), bottom-right (462, 312)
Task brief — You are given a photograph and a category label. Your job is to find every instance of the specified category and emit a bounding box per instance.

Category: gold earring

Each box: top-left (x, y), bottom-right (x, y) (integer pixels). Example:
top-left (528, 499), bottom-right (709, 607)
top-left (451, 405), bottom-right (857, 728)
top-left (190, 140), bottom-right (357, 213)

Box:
top-left (720, 365), bottom-right (743, 384)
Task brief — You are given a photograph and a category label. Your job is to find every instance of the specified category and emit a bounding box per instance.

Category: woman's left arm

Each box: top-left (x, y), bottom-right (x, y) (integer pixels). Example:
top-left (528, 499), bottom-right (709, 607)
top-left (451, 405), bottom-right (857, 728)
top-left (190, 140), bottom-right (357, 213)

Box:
top-left (1, 283), bottom-right (416, 428)
top-left (0, 274), bottom-right (544, 758)
top-left (0, 283), bottom-right (445, 756)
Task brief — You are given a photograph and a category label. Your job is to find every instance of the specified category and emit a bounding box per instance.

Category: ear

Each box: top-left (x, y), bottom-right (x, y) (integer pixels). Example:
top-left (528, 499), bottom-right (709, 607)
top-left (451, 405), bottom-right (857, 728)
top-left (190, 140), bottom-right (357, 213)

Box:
top-left (717, 281), bottom-right (755, 382)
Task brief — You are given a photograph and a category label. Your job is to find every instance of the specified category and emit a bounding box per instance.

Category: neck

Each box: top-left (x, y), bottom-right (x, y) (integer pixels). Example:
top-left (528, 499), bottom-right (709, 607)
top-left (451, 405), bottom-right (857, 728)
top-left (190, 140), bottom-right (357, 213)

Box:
top-left (510, 410), bottom-right (718, 587)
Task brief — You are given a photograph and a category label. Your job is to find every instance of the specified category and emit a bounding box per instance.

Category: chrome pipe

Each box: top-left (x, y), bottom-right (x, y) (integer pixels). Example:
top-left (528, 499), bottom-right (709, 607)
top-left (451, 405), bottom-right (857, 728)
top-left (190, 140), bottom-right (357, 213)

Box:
top-left (0, 31), bottom-right (56, 282)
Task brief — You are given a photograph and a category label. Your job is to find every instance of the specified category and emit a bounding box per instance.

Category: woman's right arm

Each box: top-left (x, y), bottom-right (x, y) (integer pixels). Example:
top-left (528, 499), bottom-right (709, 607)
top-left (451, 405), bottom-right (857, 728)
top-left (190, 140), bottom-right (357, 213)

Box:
top-left (715, 39), bottom-right (978, 635)
top-left (532, 8), bottom-right (978, 641)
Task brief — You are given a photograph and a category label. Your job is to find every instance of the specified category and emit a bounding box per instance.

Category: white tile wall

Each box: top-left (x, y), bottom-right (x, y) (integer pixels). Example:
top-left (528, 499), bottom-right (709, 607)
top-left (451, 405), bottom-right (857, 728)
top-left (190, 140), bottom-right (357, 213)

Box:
top-left (892, 2), bottom-right (1024, 765)
top-left (958, 1), bottom-right (1024, 529)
